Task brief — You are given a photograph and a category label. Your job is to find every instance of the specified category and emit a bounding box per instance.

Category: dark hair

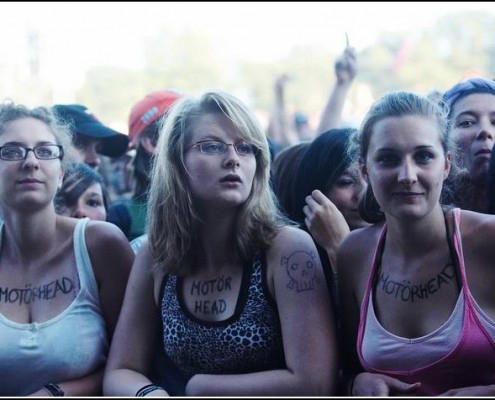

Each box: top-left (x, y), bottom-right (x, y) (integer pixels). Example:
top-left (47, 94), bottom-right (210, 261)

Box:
top-left (353, 91), bottom-right (457, 223)
top-left (288, 129), bottom-right (356, 321)
top-left (271, 141), bottom-right (310, 217)
top-left (54, 162), bottom-right (108, 212)
top-left (290, 129), bottom-right (357, 226)
top-left (132, 119), bottom-right (160, 201)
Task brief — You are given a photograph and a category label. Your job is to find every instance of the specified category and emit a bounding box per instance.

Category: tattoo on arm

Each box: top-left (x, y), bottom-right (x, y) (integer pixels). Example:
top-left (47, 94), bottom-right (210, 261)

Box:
top-left (282, 250), bottom-right (320, 292)
top-left (377, 263), bottom-right (456, 302)
top-left (0, 276), bottom-right (76, 305)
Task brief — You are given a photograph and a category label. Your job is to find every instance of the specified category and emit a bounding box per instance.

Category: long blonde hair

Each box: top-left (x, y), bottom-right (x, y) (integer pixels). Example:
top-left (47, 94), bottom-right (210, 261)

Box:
top-left (147, 91), bottom-right (287, 275)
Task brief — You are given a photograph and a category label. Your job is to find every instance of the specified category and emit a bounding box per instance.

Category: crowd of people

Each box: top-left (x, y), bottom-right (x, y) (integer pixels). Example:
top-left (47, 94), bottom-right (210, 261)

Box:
top-left (0, 41), bottom-right (494, 396)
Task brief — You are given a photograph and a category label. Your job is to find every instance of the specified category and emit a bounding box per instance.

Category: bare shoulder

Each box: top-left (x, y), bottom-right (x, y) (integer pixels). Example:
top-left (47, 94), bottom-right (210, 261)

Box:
top-left (265, 226), bottom-right (321, 286)
top-left (269, 225), bottom-right (316, 252)
top-left (337, 223), bottom-right (382, 282)
top-left (133, 239), bottom-right (156, 278)
top-left (83, 220), bottom-right (134, 279)
top-left (459, 209), bottom-right (495, 253)
top-left (84, 220), bottom-right (132, 253)
top-left (266, 226), bottom-right (318, 263)
top-left (459, 209), bottom-right (495, 233)
top-left (338, 223), bottom-right (382, 259)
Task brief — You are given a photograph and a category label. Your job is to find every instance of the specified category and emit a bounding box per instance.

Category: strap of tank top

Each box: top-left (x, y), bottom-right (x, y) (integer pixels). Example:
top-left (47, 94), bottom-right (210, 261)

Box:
top-left (358, 224), bottom-right (387, 347)
top-left (450, 208), bottom-right (468, 292)
top-left (73, 217), bottom-right (97, 293)
top-left (444, 207), bottom-right (462, 291)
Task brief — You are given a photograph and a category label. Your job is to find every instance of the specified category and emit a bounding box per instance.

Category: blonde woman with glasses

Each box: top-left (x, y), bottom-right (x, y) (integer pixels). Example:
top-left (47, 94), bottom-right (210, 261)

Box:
top-left (104, 91), bottom-right (338, 396)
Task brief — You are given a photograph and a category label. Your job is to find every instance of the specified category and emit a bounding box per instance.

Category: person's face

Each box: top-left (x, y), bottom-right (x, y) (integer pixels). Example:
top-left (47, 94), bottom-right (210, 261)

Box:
top-left (364, 115), bottom-right (450, 221)
top-left (450, 93), bottom-right (495, 183)
top-left (59, 182), bottom-right (106, 221)
top-left (0, 117), bottom-right (63, 211)
top-left (325, 163), bottom-right (370, 230)
top-left (184, 113), bottom-right (257, 212)
top-left (73, 136), bottom-right (103, 169)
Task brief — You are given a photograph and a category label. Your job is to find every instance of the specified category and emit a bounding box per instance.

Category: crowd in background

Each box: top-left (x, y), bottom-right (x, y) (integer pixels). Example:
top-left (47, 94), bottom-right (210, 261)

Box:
top-left (0, 40), bottom-right (495, 397)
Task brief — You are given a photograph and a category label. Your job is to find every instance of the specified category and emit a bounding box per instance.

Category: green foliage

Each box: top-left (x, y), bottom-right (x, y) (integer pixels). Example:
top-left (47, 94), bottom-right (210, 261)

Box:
top-left (361, 11), bottom-right (495, 98)
top-left (74, 10), bottom-right (495, 129)
top-left (142, 29), bottom-right (225, 94)
top-left (77, 67), bottom-right (144, 130)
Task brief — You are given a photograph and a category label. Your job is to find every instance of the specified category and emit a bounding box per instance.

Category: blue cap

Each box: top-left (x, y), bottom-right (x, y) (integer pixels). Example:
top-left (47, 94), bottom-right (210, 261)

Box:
top-left (52, 104), bottom-right (129, 158)
top-left (442, 77), bottom-right (495, 115)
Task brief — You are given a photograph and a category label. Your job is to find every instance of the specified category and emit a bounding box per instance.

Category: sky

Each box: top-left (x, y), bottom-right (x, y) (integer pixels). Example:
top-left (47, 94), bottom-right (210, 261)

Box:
top-left (5, 2), bottom-right (495, 63)
top-left (1, 1), bottom-right (495, 101)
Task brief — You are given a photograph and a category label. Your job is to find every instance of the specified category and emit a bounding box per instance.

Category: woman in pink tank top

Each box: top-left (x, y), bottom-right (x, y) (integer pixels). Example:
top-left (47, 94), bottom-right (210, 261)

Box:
top-left (337, 91), bottom-right (495, 396)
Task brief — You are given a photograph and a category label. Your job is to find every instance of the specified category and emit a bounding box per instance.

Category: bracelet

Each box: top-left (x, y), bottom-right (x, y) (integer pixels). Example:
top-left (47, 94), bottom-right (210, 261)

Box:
top-left (135, 384), bottom-right (164, 397)
top-left (43, 383), bottom-right (65, 397)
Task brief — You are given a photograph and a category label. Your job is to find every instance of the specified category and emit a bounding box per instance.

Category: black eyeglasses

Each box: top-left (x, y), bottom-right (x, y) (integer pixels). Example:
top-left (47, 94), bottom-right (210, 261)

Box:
top-left (0, 145), bottom-right (64, 161)
top-left (187, 140), bottom-right (259, 156)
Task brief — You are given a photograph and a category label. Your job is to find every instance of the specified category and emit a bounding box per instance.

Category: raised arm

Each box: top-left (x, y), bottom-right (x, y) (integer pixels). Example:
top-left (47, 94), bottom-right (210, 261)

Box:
top-left (266, 74), bottom-right (300, 148)
top-left (316, 45), bottom-right (357, 135)
top-left (304, 189), bottom-right (350, 269)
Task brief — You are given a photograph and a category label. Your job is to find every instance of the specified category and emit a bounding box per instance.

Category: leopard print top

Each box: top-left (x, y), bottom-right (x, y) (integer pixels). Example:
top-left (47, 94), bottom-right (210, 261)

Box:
top-left (160, 254), bottom-right (285, 379)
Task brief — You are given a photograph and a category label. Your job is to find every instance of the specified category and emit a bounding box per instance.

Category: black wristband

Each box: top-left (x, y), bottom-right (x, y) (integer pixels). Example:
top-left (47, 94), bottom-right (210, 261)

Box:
top-left (135, 384), bottom-right (164, 397)
top-left (44, 383), bottom-right (65, 397)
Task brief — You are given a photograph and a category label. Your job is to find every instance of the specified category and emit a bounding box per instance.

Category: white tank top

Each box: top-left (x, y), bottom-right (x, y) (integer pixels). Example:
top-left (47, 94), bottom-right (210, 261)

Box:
top-left (0, 218), bottom-right (108, 396)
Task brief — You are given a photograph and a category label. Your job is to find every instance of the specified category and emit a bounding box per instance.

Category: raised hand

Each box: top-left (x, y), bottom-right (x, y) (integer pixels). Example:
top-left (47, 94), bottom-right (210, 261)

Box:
top-left (334, 46), bottom-right (357, 85)
top-left (303, 189), bottom-right (350, 269)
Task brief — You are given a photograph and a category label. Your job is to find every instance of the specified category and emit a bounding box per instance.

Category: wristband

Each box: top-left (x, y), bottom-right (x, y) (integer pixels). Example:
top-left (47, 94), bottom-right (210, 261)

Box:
top-left (44, 383), bottom-right (65, 397)
top-left (135, 384), bottom-right (164, 397)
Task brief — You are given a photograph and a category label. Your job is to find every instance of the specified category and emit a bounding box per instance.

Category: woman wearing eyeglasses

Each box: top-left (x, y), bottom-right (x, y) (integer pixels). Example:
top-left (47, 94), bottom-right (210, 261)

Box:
top-left (0, 102), bottom-right (133, 396)
top-left (103, 91), bottom-right (338, 396)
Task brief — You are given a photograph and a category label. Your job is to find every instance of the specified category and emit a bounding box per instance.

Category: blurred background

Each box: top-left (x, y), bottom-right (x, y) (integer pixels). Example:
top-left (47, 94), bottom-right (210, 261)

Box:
top-left (2, 1), bottom-right (495, 132)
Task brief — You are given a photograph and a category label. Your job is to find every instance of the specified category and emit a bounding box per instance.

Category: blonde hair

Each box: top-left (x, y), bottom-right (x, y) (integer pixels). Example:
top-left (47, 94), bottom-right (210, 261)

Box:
top-left (147, 91), bottom-right (287, 275)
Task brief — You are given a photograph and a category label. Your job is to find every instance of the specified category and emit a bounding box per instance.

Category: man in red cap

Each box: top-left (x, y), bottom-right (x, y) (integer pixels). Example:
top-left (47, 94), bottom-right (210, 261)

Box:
top-left (107, 89), bottom-right (183, 243)
top-left (128, 89), bottom-right (183, 150)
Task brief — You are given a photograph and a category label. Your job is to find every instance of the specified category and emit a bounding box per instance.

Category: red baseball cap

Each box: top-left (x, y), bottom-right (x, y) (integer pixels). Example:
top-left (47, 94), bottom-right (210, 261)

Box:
top-left (128, 89), bottom-right (183, 147)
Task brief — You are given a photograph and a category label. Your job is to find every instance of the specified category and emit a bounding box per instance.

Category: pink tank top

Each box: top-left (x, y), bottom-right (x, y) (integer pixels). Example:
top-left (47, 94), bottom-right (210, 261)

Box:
top-left (357, 208), bottom-right (495, 395)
